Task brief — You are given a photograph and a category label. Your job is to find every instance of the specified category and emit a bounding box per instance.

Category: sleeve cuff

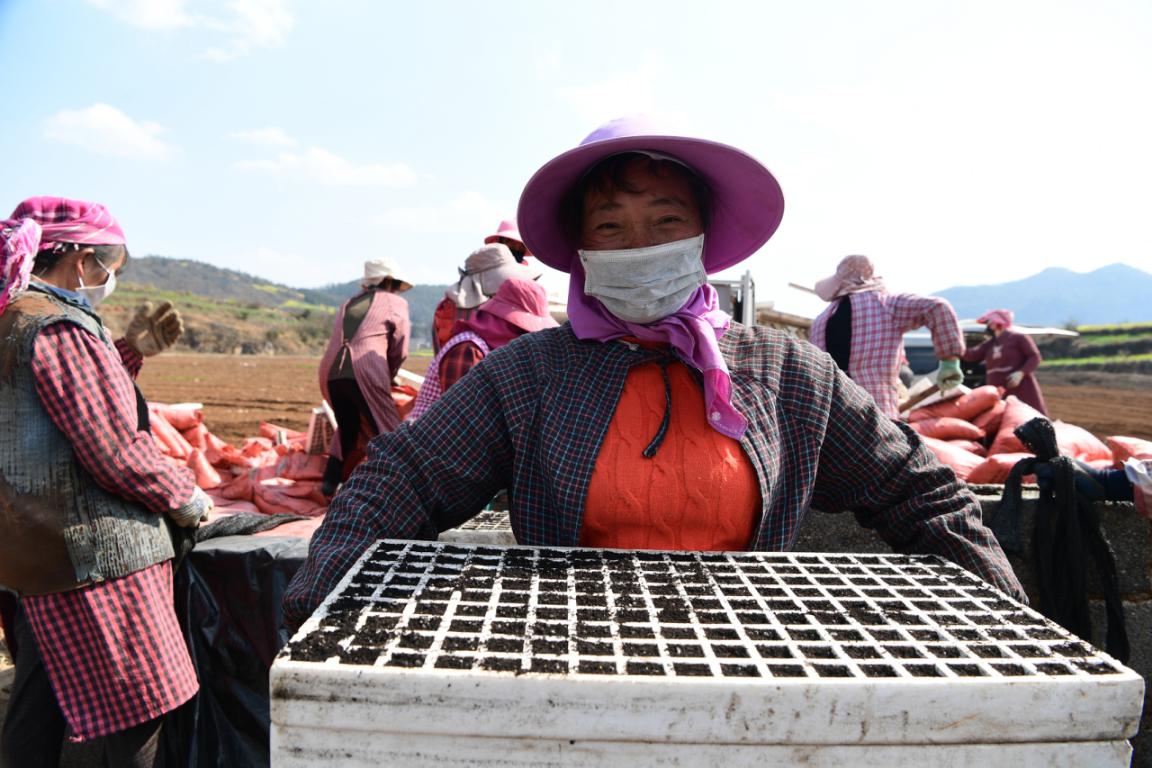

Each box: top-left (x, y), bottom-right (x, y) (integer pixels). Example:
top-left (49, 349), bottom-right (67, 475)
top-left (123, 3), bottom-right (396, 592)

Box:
top-left (115, 338), bottom-right (144, 377)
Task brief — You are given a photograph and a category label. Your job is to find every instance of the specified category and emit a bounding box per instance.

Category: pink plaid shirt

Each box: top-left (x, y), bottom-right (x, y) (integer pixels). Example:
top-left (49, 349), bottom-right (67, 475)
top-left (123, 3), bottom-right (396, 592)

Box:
top-left (20, 318), bottom-right (198, 740)
top-left (810, 290), bottom-right (963, 418)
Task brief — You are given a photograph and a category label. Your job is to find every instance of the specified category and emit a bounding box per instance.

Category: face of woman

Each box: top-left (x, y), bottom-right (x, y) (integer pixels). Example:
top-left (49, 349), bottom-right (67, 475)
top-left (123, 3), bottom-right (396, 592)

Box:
top-left (580, 158), bottom-right (704, 251)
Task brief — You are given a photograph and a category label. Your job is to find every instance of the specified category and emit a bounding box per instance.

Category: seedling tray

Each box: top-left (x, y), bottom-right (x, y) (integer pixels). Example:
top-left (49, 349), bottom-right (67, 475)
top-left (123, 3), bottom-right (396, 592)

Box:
top-left (272, 541), bottom-right (1143, 766)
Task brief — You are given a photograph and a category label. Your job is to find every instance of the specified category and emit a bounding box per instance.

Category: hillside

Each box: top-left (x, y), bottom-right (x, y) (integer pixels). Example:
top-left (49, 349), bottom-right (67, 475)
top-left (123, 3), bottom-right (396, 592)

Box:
top-left (114, 256), bottom-right (449, 353)
top-left (934, 263), bottom-right (1152, 327)
top-left (1037, 322), bottom-right (1152, 375)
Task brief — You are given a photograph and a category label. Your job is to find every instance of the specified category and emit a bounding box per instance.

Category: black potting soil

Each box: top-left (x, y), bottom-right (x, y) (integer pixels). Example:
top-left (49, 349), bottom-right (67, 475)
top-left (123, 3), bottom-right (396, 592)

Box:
top-left (533, 639), bottom-right (567, 655)
top-left (283, 542), bottom-right (1127, 683)
top-left (844, 645), bottom-right (880, 659)
top-left (622, 643), bottom-right (659, 657)
top-left (815, 665), bottom-right (852, 677)
top-left (486, 638), bottom-right (523, 654)
top-left (909, 629), bottom-right (944, 641)
top-left (625, 661), bottom-right (666, 676)
top-left (530, 658), bottom-right (568, 674)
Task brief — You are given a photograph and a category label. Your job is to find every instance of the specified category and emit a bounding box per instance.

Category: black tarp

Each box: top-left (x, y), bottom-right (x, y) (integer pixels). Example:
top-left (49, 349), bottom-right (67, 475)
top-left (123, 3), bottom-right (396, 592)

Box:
top-left (161, 535), bottom-right (309, 767)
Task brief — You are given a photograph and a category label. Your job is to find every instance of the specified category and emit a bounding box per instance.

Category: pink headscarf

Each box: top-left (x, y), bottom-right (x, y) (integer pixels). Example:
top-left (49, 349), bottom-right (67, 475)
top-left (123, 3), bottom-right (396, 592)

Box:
top-left (814, 254), bottom-right (886, 301)
top-left (1, 197), bottom-right (126, 315)
top-left (567, 261), bottom-right (748, 441)
top-left (978, 309), bottom-right (1014, 330)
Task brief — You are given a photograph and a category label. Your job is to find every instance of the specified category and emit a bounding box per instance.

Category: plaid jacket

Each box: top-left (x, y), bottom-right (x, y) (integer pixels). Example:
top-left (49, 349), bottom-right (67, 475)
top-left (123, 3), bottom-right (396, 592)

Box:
top-left (284, 322), bottom-right (1022, 625)
top-left (810, 290), bottom-right (964, 417)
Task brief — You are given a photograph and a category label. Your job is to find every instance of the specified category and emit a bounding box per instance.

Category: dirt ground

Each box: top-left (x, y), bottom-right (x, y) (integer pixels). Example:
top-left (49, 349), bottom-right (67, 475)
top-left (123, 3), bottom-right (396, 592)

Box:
top-left (1034, 370), bottom-right (1152, 440)
top-left (134, 354), bottom-right (1152, 446)
top-left (135, 353), bottom-right (433, 446)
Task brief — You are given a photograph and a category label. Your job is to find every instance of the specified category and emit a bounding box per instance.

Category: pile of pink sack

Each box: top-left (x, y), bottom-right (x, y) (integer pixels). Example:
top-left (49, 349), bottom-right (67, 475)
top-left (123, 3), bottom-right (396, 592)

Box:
top-left (148, 402), bottom-right (328, 520)
top-left (905, 385), bottom-right (1152, 485)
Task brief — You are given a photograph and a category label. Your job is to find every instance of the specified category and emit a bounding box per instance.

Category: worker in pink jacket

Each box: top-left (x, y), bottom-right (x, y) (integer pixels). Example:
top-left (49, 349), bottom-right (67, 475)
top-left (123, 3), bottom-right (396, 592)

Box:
top-left (318, 258), bottom-right (411, 495)
top-left (962, 308), bottom-right (1048, 415)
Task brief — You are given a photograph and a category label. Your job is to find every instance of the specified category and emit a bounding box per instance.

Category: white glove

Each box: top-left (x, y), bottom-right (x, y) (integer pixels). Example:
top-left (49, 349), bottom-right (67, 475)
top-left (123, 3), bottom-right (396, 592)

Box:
top-left (125, 301), bottom-right (184, 357)
top-left (1006, 371), bottom-right (1024, 388)
top-left (169, 485), bottom-right (213, 528)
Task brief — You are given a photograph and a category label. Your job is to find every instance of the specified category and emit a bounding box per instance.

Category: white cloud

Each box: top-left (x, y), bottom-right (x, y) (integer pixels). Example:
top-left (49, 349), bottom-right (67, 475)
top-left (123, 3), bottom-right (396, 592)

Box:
top-left (201, 0), bottom-right (295, 61)
top-left (86, 0), bottom-right (294, 60)
top-left (44, 103), bottom-right (172, 159)
top-left (84, 0), bottom-right (194, 29)
top-left (237, 146), bottom-right (417, 187)
top-left (229, 127), bottom-right (298, 147)
top-left (370, 191), bottom-right (507, 235)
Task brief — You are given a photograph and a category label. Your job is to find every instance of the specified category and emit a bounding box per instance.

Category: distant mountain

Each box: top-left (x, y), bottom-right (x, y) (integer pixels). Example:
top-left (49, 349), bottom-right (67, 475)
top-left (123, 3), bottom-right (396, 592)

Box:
top-left (124, 256), bottom-right (1150, 352)
top-left (123, 256), bottom-right (450, 346)
top-left (933, 263), bottom-right (1152, 327)
top-left (124, 257), bottom-right (312, 306)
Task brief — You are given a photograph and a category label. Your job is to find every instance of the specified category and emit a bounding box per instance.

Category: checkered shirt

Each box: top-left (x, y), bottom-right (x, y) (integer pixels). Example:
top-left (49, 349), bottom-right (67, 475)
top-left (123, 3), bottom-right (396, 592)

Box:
top-left (283, 323), bottom-right (1022, 626)
top-left (32, 322), bottom-right (197, 513)
top-left (439, 339), bottom-right (488, 391)
top-left (14, 297), bottom-right (200, 738)
top-left (22, 560), bottom-right (198, 740)
top-left (810, 290), bottom-right (964, 417)
top-left (407, 331), bottom-right (489, 420)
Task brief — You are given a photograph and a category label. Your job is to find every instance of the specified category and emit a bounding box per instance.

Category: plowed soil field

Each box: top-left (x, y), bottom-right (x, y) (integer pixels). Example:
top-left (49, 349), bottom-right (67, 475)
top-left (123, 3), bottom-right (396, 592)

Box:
top-left (133, 355), bottom-right (1152, 445)
top-left (135, 353), bottom-right (433, 445)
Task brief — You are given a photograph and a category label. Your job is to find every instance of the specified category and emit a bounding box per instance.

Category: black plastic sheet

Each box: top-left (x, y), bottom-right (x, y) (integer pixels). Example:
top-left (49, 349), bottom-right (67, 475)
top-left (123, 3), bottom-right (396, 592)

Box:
top-left (162, 535), bottom-right (309, 767)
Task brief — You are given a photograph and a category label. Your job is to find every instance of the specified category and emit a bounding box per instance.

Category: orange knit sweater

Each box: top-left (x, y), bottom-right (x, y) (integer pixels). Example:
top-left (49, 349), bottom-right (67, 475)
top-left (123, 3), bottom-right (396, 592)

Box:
top-left (579, 358), bottom-right (760, 551)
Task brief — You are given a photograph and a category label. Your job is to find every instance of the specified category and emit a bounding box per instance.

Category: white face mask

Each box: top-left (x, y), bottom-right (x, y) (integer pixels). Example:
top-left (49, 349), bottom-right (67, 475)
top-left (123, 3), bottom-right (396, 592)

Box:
top-left (77, 260), bottom-right (117, 307)
top-left (579, 234), bottom-right (706, 324)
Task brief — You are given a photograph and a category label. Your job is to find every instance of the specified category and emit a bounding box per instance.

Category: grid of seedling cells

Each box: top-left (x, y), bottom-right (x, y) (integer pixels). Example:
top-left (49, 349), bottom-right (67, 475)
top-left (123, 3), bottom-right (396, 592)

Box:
top-left (451, 510), bottom-right (511, 533)
top-left (286, 541), bottom-right (1126, 680)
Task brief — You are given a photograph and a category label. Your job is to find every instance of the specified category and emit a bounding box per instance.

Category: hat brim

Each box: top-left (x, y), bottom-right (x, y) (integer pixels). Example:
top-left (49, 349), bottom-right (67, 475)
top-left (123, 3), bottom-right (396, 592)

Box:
top-left (497, 309), bottom-right (559, 333)
top-left (364, 276), bottom-right (413, 292)
top-left (517, 134), bottom-right (784, 274)
top-left (813, 274), bottom-right (840, 301)
top-left (449, 262), bottom-right (542, 309)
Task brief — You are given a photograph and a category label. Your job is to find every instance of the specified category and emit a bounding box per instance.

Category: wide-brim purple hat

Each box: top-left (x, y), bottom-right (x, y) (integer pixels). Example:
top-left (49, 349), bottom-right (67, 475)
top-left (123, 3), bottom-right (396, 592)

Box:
top-left (517, 116), bottom-right (784, 274)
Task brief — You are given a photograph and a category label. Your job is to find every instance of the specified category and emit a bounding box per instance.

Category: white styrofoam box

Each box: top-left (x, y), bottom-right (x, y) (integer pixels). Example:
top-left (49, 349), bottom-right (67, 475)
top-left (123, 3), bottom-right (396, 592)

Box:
top-left (272, 542), bottom-right (1145, 767)
top-left (272, 730), bottom-right (1133, 768)
top-left (437, 510), bottom-right (515, 546)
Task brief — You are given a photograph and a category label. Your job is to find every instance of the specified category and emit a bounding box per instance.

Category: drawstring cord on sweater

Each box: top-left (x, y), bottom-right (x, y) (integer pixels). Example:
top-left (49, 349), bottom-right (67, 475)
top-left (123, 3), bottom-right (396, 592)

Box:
top-left (642, 359), bottom-right (672, 459)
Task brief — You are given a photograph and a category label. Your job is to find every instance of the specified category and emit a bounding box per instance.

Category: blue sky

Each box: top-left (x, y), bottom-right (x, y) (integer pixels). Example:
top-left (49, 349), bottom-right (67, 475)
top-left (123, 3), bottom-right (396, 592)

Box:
top-left (2, 0), bottom-right (1149, 319)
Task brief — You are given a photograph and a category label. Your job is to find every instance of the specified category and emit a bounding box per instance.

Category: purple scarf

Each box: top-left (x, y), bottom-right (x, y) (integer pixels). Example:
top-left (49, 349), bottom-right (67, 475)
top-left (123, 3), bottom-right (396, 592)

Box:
top-left (566, 261), bottom-right (747, 440)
